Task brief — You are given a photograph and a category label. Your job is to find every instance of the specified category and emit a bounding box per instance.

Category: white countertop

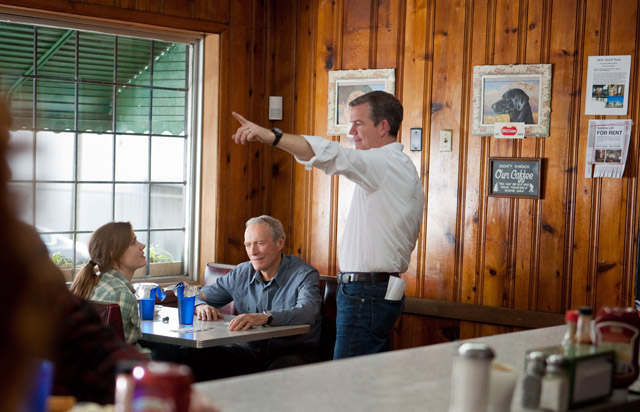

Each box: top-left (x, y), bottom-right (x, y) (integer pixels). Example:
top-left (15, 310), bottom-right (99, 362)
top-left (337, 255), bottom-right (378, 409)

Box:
top-left (195, 325), bottom-right (640, 412)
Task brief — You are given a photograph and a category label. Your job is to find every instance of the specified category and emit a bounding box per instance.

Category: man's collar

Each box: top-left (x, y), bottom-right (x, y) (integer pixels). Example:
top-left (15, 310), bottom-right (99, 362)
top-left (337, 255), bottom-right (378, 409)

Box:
top-left (249, 254), bottom-right (290, 285)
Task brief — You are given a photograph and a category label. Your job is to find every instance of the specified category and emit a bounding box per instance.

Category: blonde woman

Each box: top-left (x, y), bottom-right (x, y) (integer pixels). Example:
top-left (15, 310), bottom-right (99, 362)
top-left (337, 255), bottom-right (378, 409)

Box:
top-left (70, 221), bottom-right (146, 344)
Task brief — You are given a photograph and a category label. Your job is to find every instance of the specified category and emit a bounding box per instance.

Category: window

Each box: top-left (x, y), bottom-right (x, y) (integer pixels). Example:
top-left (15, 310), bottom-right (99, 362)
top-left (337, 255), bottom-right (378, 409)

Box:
top-left (1, 16), bottom-right (201, 282)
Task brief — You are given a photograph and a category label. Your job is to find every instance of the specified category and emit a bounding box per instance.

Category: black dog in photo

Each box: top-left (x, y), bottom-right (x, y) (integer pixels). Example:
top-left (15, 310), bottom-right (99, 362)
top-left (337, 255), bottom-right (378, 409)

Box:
top-left (491, 88), bottom-right (535, 124)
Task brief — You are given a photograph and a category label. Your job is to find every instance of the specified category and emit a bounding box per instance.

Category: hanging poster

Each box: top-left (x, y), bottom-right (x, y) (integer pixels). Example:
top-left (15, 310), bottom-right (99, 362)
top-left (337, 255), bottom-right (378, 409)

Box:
top-left (585, 55), bottom-right (631, 115)
top-left (585, 119), bottom-right (633, 178)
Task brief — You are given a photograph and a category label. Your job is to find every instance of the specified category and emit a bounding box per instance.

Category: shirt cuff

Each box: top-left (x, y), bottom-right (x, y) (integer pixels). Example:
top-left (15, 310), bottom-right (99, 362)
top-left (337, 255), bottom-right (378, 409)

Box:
top-left (294, 135), bottom-right (331, 170)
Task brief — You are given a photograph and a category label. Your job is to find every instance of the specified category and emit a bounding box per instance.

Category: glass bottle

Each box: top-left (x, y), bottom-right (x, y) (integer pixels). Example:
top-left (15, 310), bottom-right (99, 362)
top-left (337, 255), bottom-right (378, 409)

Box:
top-left (539, 354), bottom-right (570, 412)
top-left (521, 351), bottom-right (547, 408)
top-left (115, 361), bottom-right (139, 412)
top-left (449, 343), bottom-right (495, 412)
top-left (574, 306), bottom-right (593, 345)
top-left (561, 309), bottom-right (578, 347)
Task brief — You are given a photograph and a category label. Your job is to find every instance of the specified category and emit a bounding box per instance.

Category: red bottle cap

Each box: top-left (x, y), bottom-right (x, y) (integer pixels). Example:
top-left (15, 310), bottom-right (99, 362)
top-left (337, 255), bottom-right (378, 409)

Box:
top-left (565, 309), bottom-right (578, 322)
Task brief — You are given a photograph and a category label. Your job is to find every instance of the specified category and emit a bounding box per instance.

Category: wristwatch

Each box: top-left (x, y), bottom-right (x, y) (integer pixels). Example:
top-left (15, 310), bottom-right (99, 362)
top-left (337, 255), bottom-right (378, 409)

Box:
top-left (263, 310), bottom-right (274, 326)
top-left (270, 128), bottom-right (283, 146)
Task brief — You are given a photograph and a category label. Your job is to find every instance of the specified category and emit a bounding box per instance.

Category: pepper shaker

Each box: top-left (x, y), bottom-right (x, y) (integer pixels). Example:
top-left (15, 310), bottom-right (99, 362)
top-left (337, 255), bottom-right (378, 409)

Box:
top-left (521, 351), bottom-right (547, 408)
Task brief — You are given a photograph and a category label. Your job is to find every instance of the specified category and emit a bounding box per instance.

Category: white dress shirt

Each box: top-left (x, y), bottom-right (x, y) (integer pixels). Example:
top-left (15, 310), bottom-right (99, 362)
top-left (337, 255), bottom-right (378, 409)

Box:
top-left (296, 135), bottom-right (424, 273)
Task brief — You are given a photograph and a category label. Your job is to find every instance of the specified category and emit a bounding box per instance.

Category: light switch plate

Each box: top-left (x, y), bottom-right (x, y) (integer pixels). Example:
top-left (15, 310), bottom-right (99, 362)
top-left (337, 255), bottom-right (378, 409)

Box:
top-left (410, 128), bottom-right (422, 151)
top-left (440, 129), bottom-right (452, 152)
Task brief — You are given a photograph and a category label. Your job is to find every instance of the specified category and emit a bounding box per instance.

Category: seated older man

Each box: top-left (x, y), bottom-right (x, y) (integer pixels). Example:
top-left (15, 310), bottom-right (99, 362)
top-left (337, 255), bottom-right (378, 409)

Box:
top-left (187, 215), bottom-right (321, 381)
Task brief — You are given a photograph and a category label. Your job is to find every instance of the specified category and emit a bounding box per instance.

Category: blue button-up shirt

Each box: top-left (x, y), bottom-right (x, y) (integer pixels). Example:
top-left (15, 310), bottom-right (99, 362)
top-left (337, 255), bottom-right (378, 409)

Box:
top-left (196, 255), bottom-right (321, 347)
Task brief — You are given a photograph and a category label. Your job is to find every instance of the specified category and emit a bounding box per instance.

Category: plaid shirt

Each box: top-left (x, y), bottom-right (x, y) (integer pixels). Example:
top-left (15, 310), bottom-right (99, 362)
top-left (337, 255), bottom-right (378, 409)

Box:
top-left (89, 269), bottom-right (142, 344)
top-left (11, 220), bottom-right (148, 404)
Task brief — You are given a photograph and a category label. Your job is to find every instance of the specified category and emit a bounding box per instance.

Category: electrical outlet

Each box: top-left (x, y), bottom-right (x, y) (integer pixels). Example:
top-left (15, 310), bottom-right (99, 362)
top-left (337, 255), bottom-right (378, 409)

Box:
top-left (440, 129), bottom-right (452, 152)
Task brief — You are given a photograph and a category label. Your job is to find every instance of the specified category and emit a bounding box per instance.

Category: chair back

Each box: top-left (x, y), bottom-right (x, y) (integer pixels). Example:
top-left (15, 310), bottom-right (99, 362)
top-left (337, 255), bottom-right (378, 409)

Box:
top-left (88, 301), bottom-right (126, 341)
top-left (318, 275), bottom-right (337, 361)
top-left (204, 262), bottom-right (237, 315)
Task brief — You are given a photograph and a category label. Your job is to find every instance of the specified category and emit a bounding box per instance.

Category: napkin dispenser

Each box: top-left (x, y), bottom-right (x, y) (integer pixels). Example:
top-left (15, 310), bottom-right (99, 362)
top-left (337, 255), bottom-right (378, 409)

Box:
top-left (526, 345), bottom-right (615, 408)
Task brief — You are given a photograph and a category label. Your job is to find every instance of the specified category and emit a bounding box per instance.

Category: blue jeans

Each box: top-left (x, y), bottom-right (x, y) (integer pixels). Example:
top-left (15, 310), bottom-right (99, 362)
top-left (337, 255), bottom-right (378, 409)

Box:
top-left (333, 280), bottom-right (404, 359)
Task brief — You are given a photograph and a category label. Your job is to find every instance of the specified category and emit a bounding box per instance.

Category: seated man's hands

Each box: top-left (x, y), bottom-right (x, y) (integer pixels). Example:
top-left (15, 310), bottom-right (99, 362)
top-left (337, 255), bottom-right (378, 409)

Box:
top-left (195, 304), bottom-right (224, 321)
top-left (227, 313), bottom-right (269, 331)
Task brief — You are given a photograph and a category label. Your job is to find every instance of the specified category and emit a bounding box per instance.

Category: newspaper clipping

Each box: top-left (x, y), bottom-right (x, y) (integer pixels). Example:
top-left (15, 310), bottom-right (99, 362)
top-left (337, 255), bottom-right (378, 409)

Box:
top-left (585, 119), bottom-right (633, 178)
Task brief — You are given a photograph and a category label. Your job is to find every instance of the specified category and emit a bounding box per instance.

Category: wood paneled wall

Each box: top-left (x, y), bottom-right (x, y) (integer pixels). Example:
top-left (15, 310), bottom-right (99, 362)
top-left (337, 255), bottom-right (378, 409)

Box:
top-left (10, 0), bottom-right (640, 348)
top-left (0, 0), bottom-right (229, 32)
top-left (217, 0), bottom-right (640, 347)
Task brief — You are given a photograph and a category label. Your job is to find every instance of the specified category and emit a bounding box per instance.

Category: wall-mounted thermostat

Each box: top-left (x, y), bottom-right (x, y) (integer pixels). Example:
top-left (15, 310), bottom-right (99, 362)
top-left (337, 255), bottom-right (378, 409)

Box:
top-left (269, 96), bottom-right (283, 120)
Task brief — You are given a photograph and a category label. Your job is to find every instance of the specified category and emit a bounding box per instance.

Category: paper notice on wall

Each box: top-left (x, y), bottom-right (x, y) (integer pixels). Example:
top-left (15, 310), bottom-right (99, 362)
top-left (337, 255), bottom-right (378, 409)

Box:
top-left (585, 55), bottom-right (631, 115)
top-left (585, 119), bottom-right (633, 178)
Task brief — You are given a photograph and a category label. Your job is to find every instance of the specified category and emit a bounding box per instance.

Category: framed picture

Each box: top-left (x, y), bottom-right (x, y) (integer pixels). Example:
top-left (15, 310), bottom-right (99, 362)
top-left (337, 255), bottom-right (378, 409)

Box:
top-left (488, 157), bottom-right (542, 199)
top-left (327, 68), bottom-right (395, 136)
top-left (472, 64), bottom-right (552, 137)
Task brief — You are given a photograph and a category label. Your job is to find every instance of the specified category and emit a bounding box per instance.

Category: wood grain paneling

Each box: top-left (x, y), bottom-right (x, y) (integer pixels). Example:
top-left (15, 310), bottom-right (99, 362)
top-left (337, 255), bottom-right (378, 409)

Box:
top-left (1, 0), bottom-right (229, 31)
top-left (198, 34), bottom-right (220, 281)
top-left (249, 0), bottom-right (640, 347)
top-left (400, 0), bottom-right (429, 298)
top-left (13, 0), bottom-right (640, 349)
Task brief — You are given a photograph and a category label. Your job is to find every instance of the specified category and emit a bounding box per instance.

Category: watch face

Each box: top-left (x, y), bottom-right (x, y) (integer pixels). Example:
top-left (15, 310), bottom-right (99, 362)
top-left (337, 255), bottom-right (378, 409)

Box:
top-left (273, 128), bottom-right (283, 135)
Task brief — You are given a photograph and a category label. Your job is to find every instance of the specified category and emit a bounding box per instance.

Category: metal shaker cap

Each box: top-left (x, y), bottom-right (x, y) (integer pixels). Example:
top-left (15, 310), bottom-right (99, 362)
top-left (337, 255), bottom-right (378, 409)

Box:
top-left (546, 354), bottom-right (569, 373)
top-left (455, 343), bottom-right (495, 359)
top-left (526, 351), bottom-right (548, 364)
top-left (525, 351), bottom-right (548, 374)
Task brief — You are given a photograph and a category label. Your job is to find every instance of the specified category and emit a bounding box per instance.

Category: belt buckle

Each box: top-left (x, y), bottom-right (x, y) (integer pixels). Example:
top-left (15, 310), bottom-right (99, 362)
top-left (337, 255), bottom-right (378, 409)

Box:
top-left (338, 273), bottom-right (353, 284)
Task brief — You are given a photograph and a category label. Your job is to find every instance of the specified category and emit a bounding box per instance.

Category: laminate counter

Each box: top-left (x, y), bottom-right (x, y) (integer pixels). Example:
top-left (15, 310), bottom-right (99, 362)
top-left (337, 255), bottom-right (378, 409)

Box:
top-left (195, 325), bottom-right (640, 412)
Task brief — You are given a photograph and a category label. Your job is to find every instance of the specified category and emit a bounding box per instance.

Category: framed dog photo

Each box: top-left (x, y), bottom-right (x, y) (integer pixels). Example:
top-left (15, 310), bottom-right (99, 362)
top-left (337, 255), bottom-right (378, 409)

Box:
top-left (472, 64), bottom-right (552, 137)
top-left (327, 68), bottom-right (395, 136)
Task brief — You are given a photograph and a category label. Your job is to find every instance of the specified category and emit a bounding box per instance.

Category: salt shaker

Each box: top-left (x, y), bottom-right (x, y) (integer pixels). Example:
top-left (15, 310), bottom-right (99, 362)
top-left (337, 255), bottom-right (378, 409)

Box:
top-left (539, 354), bottom-right (570, 412)
top-left (449, 343), bottom-right (495, 412)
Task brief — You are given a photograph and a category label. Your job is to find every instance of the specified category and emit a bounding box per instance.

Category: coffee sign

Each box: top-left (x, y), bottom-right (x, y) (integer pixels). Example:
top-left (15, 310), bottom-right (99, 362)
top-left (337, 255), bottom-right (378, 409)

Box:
top-left (488, 158), bottom-right (541, 199)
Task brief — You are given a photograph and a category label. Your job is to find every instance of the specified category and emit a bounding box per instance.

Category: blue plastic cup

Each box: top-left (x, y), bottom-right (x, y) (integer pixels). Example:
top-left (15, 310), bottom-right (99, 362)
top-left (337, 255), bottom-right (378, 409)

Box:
top-left (20, 359), bottom-right (53, 412)
top-left (139, 298), bottom-right (155, 320)
top-left (178, 296), bottom-right (195, 325)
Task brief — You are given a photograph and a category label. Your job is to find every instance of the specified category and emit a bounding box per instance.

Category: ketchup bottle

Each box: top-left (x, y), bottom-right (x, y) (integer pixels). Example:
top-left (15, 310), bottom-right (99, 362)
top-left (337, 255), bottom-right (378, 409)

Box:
top-left (594, 306), bottom-right (640, 388)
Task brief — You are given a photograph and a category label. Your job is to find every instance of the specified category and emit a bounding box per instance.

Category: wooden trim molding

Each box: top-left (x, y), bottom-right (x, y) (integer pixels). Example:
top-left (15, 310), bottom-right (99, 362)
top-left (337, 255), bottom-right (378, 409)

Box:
top-left (0, 2), bottom-right (228, 34)
top-left (404, 297), bottom-right (565, 329)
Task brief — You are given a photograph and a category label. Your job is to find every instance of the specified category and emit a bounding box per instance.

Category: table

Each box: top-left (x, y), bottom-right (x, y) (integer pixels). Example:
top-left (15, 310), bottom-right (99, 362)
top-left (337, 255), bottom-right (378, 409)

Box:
top-left (140, 306), bottom-right (311, 349)
top-left (195, 325), bottom-right (640, 412)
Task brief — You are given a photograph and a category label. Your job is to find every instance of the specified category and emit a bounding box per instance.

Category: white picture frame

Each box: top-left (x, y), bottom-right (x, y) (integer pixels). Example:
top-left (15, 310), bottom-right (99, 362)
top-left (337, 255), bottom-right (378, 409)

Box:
top-left (327, 68), bottom-right (395, 136)
top-left (472, 64), bottom-right (552, 137)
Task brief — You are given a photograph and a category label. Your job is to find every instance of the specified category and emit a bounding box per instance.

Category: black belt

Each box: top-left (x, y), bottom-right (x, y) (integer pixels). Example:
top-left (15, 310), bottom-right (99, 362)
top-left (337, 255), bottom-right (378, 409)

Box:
top-left (337, 272), bottom-right (399, 284)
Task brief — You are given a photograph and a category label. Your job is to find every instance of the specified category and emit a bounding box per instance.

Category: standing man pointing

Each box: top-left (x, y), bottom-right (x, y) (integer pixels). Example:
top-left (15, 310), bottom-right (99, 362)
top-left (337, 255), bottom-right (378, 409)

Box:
top-left (232, 91), bottom-right (424, 359)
